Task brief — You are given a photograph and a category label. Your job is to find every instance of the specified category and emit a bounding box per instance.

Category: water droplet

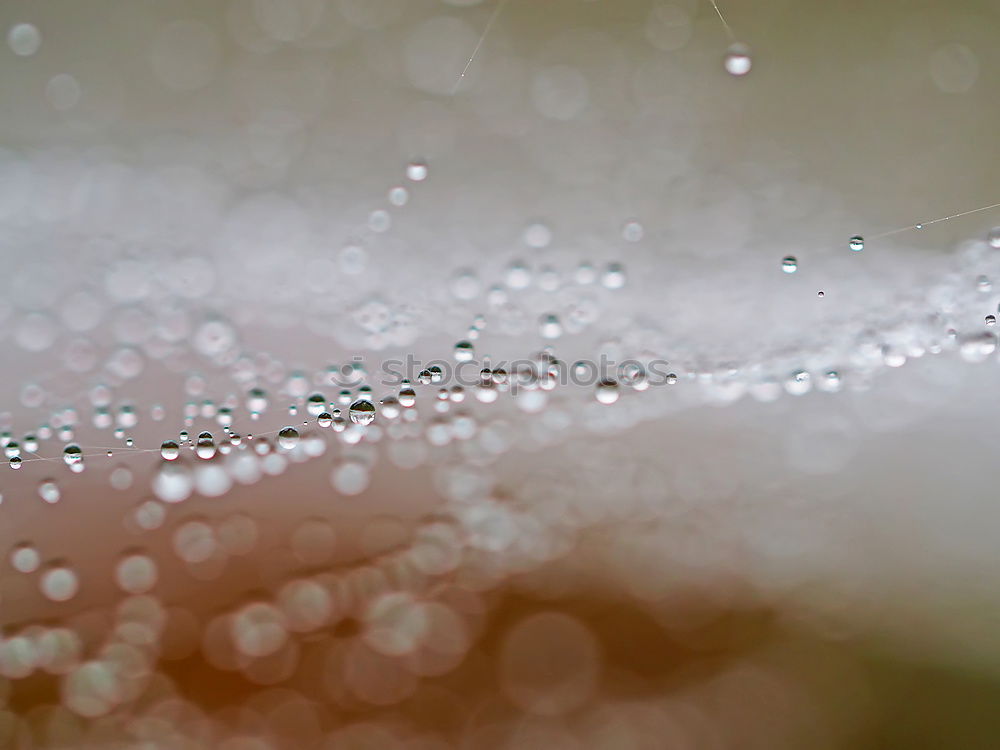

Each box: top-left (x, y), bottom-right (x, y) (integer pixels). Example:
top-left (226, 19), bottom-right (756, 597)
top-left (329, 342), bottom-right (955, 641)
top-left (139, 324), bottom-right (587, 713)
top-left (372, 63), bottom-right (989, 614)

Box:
top-left (160, 440), bottom-right (180, 460)
top-left (454, 340), bottom-right (475, 362)
top-left (277, 427), bottom-right (300, 450)
top-left (817, 290), bottom-right (825, 298)
top-left (115, 553), bottom-right (157, 594)
top-left (380, 396), bottom-right (401, 419)
top-left (849, 235), bottom-right (864, 252)
top-left (621, 363), bottom-right (648, 391)
top-left (987, 315), bottom-right (996, 327)
top-left (10, 543), bottom-right (40, 573)
top-left (989, 227), bottom-right (1000, 249)
top-left (317, 412), bottom-right (333, 428)
top-left (7, 23), bottom-right (41, 57)
top-left (601, 262), bottom-right (626, 289)
top-left (622, 220), bottom-right (644, 242)
top-left (406, 159), bottom-right (428, 182)
top-left (388, 186), bottom-right (409, 206)
top-left (539, 314), bottom-right (563, 339)
top-left (40, 565), bottom-right (79, 602)
top-left (781, 256), bottom-right (798, 274)
top-left (724, 43), bottom-right (752, 76)
top-left (523, 221), bottom-right (552, 249)
top-left (506, 261), bottom-right (532, 290)
top-left (398, 384), bottom-right (417, 407)
top-left (575, 263), bottom-right (597, 285)
top-left (247, 388), bottom-right (268, 414)
top-left (195, 432), bottom-right (216, 460)
top-left (476, 381), bottom-right (499, 403)
top-left (349, 399), bottom-right (376, 426)
top-left (785, 369), bottom-right (811, 395)
top-left (368, 209), bottom-right (391, 233)
top-left (62, 444), bottom-right (83, 466)
top-left (38, 480), bottom-right (60, 504)
top-left (595, 379), bottom-right (620, 405)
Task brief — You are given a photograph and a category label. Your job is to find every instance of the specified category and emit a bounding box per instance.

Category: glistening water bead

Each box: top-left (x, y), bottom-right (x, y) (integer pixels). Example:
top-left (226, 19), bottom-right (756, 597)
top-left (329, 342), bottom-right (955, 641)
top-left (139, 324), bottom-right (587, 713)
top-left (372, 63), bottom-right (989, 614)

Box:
top-left (724, 43), bottom-right (752, 76)
top-left (596, 380), bottom-right (620, 405)
top-left (406, 160), bottom-right (428, 182)
top-left (63, 444), bottom-right (83, 466)
top-left (849, 235), bottom-right (865, 252)
top-left (782, 256), bottom-right (798, 274)
top-left (277, 427), bottom-right (300, 450)
top-left (349, 399), bottom-right (376, 426)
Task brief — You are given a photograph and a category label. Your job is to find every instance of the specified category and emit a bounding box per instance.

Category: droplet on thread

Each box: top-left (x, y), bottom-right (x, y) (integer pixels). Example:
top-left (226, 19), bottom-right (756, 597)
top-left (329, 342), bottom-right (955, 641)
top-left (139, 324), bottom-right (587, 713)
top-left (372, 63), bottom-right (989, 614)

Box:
top-left (724, 43), bottom-right (752, 76)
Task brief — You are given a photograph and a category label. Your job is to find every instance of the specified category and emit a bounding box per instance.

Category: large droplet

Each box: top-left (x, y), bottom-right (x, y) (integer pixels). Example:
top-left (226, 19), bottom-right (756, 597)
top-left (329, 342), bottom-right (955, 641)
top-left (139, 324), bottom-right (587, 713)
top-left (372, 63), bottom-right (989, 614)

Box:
top-left (62, 444), bottom-right (83, 466)
top-left (349, 399), bottom-right (376, 426)
top-left (160, 440), bottom-right (180, 460)
top-left (277, 427), bottom-right (300, 450)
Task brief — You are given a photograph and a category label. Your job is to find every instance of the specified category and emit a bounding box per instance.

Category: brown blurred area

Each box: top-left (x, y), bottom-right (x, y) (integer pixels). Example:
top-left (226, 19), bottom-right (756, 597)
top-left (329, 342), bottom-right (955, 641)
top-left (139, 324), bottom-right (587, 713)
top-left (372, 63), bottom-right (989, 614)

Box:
top-left (5, 571), bottom-right (1000, 749)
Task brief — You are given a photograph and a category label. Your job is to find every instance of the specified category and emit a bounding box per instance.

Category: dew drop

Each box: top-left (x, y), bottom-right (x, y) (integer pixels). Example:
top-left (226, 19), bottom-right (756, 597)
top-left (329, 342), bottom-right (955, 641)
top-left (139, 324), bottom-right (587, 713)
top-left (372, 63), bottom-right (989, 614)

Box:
top-left (380, 396), bottom-right (401, 419)
top-left (195, 432), bottom-right (216, 460)
top-left (601, 262), bottom-right (626, 290)
top-left (454, 340), bottom-right (475, 362)
top-left (115, 553), bottom-right (158, 594)
top-left (40, 565), bottom-right (79, 602)
top-left (622, 220), bottom-right (644, 242)
top-left (781, 256), bottom-right (798, 274)
top-left (724, 43), bottom-right (752, 76)
top-left (10, 543), bottom-right (40, 573)
top-left (306, 392), bottom-right (327, 417)
top-left (7, 23), bottom-right (41, 57)
top-left (62, 444), bottom-right (83, 466)
top-left (595, 379), bottom-right (620, 405)
top-left (277, 427), bottom-right (300, 450)
top-left (398, 384), bottom-right (417, 408)
top-left (406, 159), bottom-right (428, 182)
top-left (349, 399), bottom-right (376, 426)
top-left (160, 440), bottom-right (180, 460)
top-left (849, 235), bottom-right (864, 252)
top-left (539, 314), bottom-right (563, 340)
top-left (38, 480), bottom-right (60, 504)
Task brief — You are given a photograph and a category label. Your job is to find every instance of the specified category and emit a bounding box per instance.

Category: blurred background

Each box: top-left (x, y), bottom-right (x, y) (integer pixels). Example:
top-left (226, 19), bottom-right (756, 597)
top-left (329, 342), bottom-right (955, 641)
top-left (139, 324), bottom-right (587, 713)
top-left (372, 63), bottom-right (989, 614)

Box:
top-left (1, 0), bottom-right (1000, 747)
